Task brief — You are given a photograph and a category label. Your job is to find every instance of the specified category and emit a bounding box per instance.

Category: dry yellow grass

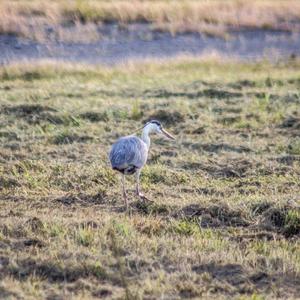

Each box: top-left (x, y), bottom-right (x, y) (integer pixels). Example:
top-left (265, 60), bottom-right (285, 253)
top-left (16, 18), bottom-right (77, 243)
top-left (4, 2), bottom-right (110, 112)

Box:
top-left (1, 0), bottom-right (300, 40)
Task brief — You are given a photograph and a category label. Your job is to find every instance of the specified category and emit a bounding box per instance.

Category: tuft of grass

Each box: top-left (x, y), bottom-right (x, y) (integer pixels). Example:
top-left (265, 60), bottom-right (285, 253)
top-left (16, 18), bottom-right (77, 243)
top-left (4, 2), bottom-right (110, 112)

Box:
top-left (142, 165), bottom-right (189, 186)
top-left (287, 138), bottom-right (300, 155)
top-left (80, 111), bottom-right (109, 122)
top-left (168, 220), bottom-right (199, 236)
top-left (130, 100), bottom-right (143, 121)
top-left (284, 210), bottom-right (300, 236)
top-left (50, 131), bottom-right (93, 145)
top-left (75, 227), bottom-right (95, 247)
top-left (46, 224), bottom-right (67, 238)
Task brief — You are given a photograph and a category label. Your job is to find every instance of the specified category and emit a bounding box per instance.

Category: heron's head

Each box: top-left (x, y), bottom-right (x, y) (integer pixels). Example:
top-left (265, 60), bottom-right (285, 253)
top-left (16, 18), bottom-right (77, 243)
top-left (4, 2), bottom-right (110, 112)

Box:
top-left (144, 120), bottom-right (175, 140)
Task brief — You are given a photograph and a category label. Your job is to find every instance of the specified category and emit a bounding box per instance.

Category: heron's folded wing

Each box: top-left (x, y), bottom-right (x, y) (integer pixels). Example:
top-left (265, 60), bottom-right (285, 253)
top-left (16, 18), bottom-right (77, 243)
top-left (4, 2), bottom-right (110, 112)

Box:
top-left (109, 136), bottom-right (147, 169)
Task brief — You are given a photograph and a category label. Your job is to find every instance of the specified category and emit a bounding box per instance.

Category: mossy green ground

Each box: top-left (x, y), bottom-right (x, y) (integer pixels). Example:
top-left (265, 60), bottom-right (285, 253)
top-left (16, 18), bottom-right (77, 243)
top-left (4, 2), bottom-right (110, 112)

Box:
top-left (0, 59), bottom-right (300, 299)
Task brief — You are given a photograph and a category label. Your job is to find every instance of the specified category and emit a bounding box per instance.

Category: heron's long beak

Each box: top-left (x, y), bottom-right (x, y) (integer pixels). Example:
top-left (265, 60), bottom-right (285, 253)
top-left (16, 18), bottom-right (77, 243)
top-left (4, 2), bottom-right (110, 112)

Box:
top-left (161, 128), bottom-right (175, 140)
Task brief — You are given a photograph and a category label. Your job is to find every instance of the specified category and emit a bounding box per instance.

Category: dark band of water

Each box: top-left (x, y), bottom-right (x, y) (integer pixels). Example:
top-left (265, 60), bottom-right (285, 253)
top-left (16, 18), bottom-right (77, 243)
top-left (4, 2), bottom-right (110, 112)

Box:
top-left (1, 24), bottom-right (300, 65)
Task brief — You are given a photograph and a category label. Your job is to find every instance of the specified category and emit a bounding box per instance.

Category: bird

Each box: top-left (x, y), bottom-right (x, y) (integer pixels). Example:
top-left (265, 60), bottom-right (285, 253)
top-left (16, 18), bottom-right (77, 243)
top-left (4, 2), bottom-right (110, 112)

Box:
top-left (109, 120), bottom-right (175, 208)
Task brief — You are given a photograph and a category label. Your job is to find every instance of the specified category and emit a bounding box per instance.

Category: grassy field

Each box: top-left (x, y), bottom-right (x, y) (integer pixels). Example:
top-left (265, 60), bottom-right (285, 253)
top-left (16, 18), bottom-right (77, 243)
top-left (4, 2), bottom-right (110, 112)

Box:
top-left (2, 0), bottom-right (300, 40)
top-left (0, 58), bottom-right (300, 299)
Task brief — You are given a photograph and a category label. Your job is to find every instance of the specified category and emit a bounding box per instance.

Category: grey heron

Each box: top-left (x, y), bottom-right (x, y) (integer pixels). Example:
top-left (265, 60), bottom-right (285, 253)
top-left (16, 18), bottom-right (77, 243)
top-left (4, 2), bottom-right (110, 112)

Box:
top-left (109, 120), bottom-right (175, 208)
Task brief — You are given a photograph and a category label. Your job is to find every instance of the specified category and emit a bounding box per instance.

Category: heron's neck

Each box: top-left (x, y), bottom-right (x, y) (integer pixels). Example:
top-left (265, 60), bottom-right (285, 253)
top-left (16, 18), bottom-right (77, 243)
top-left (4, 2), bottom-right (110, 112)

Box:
top-left (141, 126), bottom-right (151, 150)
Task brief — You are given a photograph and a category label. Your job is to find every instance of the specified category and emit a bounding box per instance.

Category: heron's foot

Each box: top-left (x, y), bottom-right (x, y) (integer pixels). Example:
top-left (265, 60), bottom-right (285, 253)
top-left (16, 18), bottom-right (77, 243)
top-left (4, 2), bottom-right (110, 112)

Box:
top-left (137, 192), bottom-right (151, 202)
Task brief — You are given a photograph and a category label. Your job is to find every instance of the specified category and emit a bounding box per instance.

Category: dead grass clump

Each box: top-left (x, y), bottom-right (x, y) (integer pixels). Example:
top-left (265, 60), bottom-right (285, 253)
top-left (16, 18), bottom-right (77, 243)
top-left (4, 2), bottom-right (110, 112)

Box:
top-left (9, 259), bottom-right (87, 283)
top-left (2, 104), bottom-right (56, 116)
top-left (0, 131), bottom-right (20, 141)
top-left (92, 289), bottom-right (113, 298)
top-left (192, 263), bottom-right (246, 286)
top-left (132, 217), bottom-right (165, 236)
top-left (228, 79), bottom-right (257, 90)
top-left (260, 207), bottom-right (286, 228)
top-left (275, 155), bottom-right (300, 166)
top-left (144, 88), bottom-right (242, 100)
top-left (143, 88), bottom-right (189, 99)
top-left (55, 191), bottom-right (107, 206)
top-left (283, 210), bottom-right (300, 237)
top-left (79, 111), bottom-right (109, 122)
top-left (1, 104), bottom-right (65, 125)
top-left (24, 217), bottom-right (45, 233)
top-left (230, 231), bottom-right (278, 242)
top-left (251, 202), bottom-right (273, 216)
top-left (216, 115), bottom-right (242, 125)
top-left (182, 158), bottom-right (254, 179)
top-left (0, 287), bottom-right (18, 300)
top-left (1, 69), bottom-right (46, 81)
top-left (142, 165), bottom-right (188, 185)
top-left (252, 203), bottom-right (300, 237)
top-left (146, 110), bottom-right (185, 126)
top-left (77, 221), bottom-right (99, 230)
top-left (280, 115), bottom-right (300, 129)
top-left (0, 223), bottom-right (27, 239)
top-left (0, 176), bottom-right (20, 190)
top-left (190, 126), bottom-right (206, 135)
top-left (202, 88), bottom-right (242, 99)
top-left (168, 219), bottom-right (200, 236)
top-left (188, 143), bottom-right (252, 154)
top-left (133, 201), bottom-right (175, 216)
top-left (51, 133), bottom-right (93, 145)
top-left (278, 138), bottom-right (300, 155)
top-left (16, 238), bottom-right (46, 249)
top-left (191, 262), bottom-right (284, 295)
top-left (176, 203), bottom-right (250, 228)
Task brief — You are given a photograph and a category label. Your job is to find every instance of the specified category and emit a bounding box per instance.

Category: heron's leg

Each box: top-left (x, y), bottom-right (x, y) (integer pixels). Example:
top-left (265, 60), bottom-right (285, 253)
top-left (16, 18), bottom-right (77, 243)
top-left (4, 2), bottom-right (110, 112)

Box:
top-left (135, 169), bottom-right (141, 196)
top-left (122, 174), bottom-right (128, 209)
top-left (135, 169), bottom-right (150, 201)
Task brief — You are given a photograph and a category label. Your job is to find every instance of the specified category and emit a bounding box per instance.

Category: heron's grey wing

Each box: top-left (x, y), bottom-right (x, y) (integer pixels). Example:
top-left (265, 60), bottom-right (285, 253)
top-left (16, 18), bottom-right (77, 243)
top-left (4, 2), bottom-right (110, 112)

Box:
top-left (130, 137), bottom-right (148, 168)
top-left (109, 136), bottom-right (148, 170)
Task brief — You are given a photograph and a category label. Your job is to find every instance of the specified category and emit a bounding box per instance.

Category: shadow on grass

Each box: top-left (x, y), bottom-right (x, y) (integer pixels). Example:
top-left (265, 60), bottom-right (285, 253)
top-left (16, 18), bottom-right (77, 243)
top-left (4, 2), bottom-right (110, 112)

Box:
top-left (0, 287), bottom-right (19, 300)
top-left (1, 104), bottom-right (65, 125)
top-left (183, 142), bottom-right (252, 154)
top-left (181, 158), bottom-right (254, 178)
top-left (143, 88), bottom-right (243, 100)
top-left (131, 200), bottom-right (300, 237)
top-left (7, 258), bottom-right (109, 283)
top-left (54, 191), bottom-right (107, 206)
top-left (175, 203), bottom-right (250, 227)
top-left (191, 262), bottom-right (300, 297)
top-left (50, 133), bottom-right (94, 145)
top-left (3, 258), bottom-right (300, 298)
top-left (146, 110), bottom-right (185, 125)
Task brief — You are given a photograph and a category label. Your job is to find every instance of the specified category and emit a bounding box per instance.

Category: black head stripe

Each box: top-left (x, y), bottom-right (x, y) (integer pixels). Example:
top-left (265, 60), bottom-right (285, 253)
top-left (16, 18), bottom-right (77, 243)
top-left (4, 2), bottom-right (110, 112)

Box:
top-left (149, 120), bottom-right (161, 127)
